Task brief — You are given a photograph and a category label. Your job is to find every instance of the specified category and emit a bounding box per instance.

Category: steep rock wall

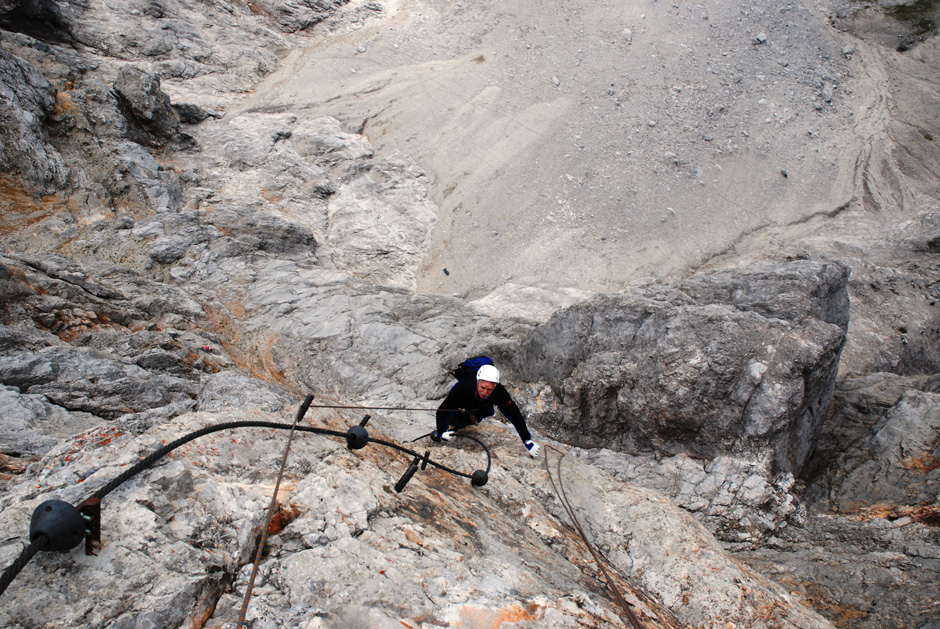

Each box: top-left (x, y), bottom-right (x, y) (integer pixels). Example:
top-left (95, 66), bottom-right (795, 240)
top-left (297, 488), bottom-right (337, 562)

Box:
top-left (520, 260), bottom-right (850, 477)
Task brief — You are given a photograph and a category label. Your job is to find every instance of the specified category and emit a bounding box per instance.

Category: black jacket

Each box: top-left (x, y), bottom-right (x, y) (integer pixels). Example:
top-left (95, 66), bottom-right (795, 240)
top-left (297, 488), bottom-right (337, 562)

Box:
top-left (436, 377), bottom-right (531, 443)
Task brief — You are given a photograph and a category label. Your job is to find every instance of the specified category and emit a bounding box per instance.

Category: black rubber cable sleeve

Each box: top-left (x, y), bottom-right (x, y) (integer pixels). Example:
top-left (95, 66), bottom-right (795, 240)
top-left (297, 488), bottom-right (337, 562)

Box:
top-left (89, 420), bottom-right (488, 502)
top-left (1, 419), bottom-right (491, 599)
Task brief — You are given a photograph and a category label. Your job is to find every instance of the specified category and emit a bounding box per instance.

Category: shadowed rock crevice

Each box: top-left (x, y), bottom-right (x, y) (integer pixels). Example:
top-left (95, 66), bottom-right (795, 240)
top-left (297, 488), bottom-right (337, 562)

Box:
top-left (112, 65), bottom-right (182, 149)
top-left (0, 0), bottom-right (72, 44)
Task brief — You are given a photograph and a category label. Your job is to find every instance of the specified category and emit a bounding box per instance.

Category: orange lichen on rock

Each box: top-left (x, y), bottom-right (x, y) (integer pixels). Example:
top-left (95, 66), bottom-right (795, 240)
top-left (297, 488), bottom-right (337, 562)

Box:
top-left (900, 453), bottom-right (940, 473)
top-left (0, 175), bottom-right (59, 234)
top-left (268, 502), bottom-right (302, 535)
top-left (457, 602), bottom-right (540, 628)
top-left (54, 89), bottom-right (75, 114)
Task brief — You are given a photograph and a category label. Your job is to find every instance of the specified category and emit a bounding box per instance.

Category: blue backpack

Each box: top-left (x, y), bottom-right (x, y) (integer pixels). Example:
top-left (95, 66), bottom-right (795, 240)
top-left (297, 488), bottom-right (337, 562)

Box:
top-left (451, 356), bottom-right (494, 381)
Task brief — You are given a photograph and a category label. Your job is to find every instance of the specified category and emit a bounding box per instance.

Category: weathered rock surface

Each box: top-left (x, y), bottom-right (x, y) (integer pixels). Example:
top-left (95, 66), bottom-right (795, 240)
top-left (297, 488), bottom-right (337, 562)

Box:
top-left (0, 409), bottom-right (834, 629)
top-left (736, 511), bottom-right (940, 629)
top-left (0, 0), bottom-right (938, 627)
top-left (0, 0), bottom-right (72, 43)
top-left (804, 372), bottom-right (940, 512)
top-left (470, 283), bottom-right (595, 325)
top-left (0, 344), bottom-right (197, 418)
top-left (521, 260), bottom-right (849, 476)
top-left (0, 214), bottom-right (845, 626)
top-left (254, 0), bottom-right (352, 34)
top-left (0, 383), bottom-right (104, 458)
top-left (575, 448), bottom-right (806, 546)
top-left (831, 389), bottom-right (940, 506)
top-left (0, 46), bottom-right (69, 195)
top-left (113, 65), bottom-right (182, 148)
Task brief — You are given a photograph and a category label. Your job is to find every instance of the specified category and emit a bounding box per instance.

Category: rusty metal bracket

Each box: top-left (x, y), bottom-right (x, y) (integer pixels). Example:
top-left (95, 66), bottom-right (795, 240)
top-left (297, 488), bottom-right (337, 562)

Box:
top-left (77, 497), bottom-right (101, 556)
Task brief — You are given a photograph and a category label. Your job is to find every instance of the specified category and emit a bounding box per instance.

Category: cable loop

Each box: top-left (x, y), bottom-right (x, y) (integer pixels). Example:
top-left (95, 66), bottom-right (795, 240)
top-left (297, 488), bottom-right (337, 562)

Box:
top-left (544, 445), bottom-right (645, 629)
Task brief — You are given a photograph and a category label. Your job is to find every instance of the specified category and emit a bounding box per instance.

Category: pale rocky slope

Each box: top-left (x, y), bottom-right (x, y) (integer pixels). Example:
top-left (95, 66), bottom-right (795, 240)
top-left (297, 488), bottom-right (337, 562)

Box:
top-left (0, 0), bottom-right (939, 628)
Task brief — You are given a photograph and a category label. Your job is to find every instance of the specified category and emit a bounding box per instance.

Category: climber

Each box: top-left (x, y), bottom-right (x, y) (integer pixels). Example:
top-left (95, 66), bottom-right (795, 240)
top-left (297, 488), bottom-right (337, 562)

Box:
top-left (433, 363), bottom-right (541, 457)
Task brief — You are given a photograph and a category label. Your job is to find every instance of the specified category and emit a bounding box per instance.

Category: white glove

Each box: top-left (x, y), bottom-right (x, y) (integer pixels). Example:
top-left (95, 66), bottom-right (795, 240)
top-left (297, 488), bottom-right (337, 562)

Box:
top-left (440, 430), bottom-right (455, 442)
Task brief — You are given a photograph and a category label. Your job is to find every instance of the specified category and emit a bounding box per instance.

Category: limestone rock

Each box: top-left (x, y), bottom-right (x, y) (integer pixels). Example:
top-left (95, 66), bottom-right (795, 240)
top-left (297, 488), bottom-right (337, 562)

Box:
top-left (834, 389), bottom-right (940, 507)
top-left (0, 345), bottom-right (196, 419)
top-left (0, 253), bottom-right (206, 336)
top-left (577, 447), bottom-right (804, 544)
top-left (252, 0), bottom-right (350, 33)
top-left (470, 283), bottom-right (593, 325)
top-left (520, 260), bottom-right (849, 477)
top-left (325, 150), bottom-right (438, 290)
top-left (735, 510), bottom-right (940, 629)
top-left (0, 384), bottom-right (105, 456)
top-left (0, 410), bottom-right (833, 629)
top-left (0, 0), bottom-right (72, 43)
top-left (805, 372), bottom-right (940, 512)
top-left (106, 139), bottom-right (185, 213)
top-left (0, 46), bottom-right (69, 194)
top-left (0, 0), bottom-right (937, 626)
top-left (208, 205), bottom-right (318, 260)
top-left (198, 370), bottom-right (294, 413)
top-left (676, 259), bottom-right (850, 329)
top-left (112, 64), bottom-right (181, 147)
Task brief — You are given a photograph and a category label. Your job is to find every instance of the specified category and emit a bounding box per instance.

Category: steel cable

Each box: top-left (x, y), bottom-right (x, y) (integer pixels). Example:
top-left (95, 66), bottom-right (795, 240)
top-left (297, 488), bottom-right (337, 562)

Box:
top-left (237, 394), bottom-right (312, 627)
top-left (0, 537), bottom-right (46, 597)
top-left (89, 422), bottom-right (485, 503)
top-left (544, 445), bottom-right (645, 629)
top-left (0, 403), bottom-right (490, 600)
top-left (306, 403), bottom-right (451, 413)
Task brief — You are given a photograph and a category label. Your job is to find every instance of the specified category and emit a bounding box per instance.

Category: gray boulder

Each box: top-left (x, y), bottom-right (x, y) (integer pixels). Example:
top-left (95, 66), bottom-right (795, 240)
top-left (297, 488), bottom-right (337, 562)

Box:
top-left (834, 389), bottom-right (940, 507)
top-left (0, 345), bottom-right (196, 419)
top-left (172, 101), bottom-right (218, 124)
top-left (252, 0), bottom-right (350, 33)
top-left (208, 205), bottom-right (318, 259)
top-left (112, 65), bottom-right (181, 147)
top-left (676, 259), bottom-right (850, 329)
top-left (521, 260), bottom-right (849, 477)
top-left (0, 384), bottom-right (104, 456)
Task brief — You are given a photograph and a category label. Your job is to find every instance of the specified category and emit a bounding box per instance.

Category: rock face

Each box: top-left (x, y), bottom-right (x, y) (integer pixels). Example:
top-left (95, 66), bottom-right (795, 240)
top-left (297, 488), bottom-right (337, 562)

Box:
top-left (0, 46), bottom-right (69, 195)
top-left (833, 389), bottom-right (940, 506)
top-left (0, 410), bottom-right (834, 629)
top-left (112, 65), bottom-right (182, 148)
top-left (804, 372), bottom-right (940, 511)
top-left (0, 0), bottom-right (72, 43)
top-left (521, 260), bottom-right (849, 476)
top-left (0, 0), bottom-right (938, 628)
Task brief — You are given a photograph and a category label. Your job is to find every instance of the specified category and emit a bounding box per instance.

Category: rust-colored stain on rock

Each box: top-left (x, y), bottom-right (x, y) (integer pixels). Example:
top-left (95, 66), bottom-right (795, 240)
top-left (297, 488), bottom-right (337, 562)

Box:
top-left (457, 602), bottom-right (539, 628)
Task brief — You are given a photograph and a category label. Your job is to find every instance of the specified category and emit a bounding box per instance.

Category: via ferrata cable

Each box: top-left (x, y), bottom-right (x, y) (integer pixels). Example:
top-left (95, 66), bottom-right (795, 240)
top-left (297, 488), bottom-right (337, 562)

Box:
top-left (544, 445), bottom-right (645, 629)
top-left (0, 399), bottom-right (491, 600)
top-left (237, 393), bottom-right (313, 627)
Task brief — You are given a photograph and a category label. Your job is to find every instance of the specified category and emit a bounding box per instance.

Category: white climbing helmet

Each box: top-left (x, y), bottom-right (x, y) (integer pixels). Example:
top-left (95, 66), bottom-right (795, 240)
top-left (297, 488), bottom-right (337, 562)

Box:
top-left (476, 364), bottom-right (500, 384)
